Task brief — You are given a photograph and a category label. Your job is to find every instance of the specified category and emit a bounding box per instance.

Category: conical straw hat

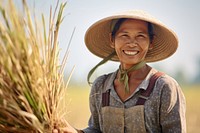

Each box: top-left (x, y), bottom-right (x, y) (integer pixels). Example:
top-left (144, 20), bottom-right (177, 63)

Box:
top-left (85, 10), bottom-right (178, 62)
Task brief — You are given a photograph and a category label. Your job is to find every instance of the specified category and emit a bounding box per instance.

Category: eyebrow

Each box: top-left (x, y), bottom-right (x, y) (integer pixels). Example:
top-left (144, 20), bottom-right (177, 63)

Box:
top-left (138, 31), bottom-right (148, 34)
top-left (117, 30), bottom-right (148, 35)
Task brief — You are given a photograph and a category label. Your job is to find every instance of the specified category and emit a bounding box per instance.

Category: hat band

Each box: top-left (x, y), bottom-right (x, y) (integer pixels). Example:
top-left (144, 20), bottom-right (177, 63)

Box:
top-left (110, 19), bottom-right (119, 32)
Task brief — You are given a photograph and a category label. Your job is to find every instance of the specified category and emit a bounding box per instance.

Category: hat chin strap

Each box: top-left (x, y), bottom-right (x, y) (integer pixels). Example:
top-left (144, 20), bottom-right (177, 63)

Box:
top-left (87, 51), bottom-right (146, 90)
top-left (87, 51), bottom-right (116, 85)
top-left (118, 61), bottom-right (146, 94)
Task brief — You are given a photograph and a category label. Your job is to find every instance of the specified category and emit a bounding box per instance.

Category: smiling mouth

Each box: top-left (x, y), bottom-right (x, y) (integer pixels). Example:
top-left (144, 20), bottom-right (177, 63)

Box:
top-left (123, 50), bottom-right (139, 56)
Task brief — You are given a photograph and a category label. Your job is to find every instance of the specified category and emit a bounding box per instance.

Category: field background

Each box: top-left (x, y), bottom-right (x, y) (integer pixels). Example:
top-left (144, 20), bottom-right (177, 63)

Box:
top-left (64, 85), bottom-right (200, 133)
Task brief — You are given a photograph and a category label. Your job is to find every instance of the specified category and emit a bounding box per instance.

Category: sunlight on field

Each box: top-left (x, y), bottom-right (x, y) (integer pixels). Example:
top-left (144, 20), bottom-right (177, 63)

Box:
top-left (182, 85), bottom-right (200, 133)
top-left (64, 85), bottom-right (91, 129)
top-left (64, 85), bottom-right (200, 132)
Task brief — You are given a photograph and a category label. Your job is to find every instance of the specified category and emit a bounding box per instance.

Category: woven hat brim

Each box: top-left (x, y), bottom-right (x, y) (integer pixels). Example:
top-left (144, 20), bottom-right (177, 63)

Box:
top-left (85, 10), bottom-right (178, 62)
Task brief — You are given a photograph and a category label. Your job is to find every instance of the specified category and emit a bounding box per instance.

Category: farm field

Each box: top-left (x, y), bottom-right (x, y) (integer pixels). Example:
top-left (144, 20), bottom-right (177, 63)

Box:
top-left (64, 85), bottom-right (200, 133)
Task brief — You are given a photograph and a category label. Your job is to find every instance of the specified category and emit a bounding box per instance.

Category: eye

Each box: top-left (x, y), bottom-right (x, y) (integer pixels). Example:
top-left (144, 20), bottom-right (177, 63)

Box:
top-left (137, 34), bottom-right (145, 38)
top-left (136, 33), bottom-right (149, 40)
top-left (122, 34), bottom-right (131, 39)
top-left (116, 33), bottom-right (129, 39)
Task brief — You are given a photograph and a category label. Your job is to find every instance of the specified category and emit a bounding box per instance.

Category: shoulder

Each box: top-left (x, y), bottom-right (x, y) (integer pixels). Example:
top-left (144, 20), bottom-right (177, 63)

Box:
top-left (90, 71), bottom-right (115, 95)
top-left (147, 68), bottom-right (181, 93)
top-left (156, 73), bottom-right (181, 91)
top-left (149, 70), bottom-right (184, 101)
top-left (89, 72), bottom-right (115, 106)
top-left (155, 73), bottom-right (185, 104)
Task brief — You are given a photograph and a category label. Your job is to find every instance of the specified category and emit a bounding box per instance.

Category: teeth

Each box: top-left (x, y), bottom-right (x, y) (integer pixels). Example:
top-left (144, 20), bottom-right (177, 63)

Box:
top-left (124, 50), bottom-right (138, 55)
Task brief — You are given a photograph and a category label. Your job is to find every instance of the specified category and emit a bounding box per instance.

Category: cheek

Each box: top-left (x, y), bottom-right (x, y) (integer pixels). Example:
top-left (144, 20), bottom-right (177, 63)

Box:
top-left (139, 43), bottom-right (151, 57)
top-left (114, 42), bottom-right (123, 50)
top-left (144, 45), bottom-right (150, 52)
top-left (114, 46), bottom-right (121, 56)
top-left (141, 41), bottom-right (151, 50)
top-left (113, 43), bottom-right (123, 57)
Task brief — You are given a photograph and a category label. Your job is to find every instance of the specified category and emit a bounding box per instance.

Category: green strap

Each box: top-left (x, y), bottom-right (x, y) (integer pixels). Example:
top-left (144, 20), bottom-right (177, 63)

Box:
top-left (110, 19), bottom-right (119, 32)
top-left (87, 51), bottom-right (116, 85)
top-left (87, 51), bottom-right (146, 94)
top-left (119, 61), bottom-right (146, 93)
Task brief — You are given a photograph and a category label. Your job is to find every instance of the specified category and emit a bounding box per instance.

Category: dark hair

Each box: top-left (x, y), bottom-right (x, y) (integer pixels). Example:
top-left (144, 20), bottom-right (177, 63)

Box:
top-left (148, 22), bottom-right (154, 43)
top-left (111, 18), bottom-right (127, 39)
top-left (111, 18), bottom-right (154, 43)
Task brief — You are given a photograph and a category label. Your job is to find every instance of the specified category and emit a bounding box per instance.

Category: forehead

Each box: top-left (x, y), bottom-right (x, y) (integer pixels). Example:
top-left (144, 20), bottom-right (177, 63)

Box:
top-left (119, 19), bottom-right (148, 31)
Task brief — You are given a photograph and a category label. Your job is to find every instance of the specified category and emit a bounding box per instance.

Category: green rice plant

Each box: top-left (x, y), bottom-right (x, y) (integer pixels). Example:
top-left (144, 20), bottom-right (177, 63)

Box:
top-left (0, 0), bottom-right (72, 132)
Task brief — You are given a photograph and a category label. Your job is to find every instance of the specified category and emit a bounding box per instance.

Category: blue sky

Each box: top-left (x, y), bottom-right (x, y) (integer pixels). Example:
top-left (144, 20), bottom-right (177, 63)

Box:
top-left (23, 0), bottom-right (200, 83)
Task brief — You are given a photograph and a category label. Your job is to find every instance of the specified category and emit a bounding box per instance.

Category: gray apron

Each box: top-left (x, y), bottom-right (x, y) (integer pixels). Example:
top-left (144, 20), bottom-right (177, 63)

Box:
top-left (100, 72), bottom-right (163, 133)
top-left (101, 105), bottom-right (146, 133)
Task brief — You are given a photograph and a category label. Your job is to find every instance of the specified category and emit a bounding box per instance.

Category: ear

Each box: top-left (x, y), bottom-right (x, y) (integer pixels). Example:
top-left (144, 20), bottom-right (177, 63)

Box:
top-left (148, 35), bottom-right (155, 50)
top-left (109, 33), bottom-right (115, 48)
top-left (149, 43), bottom-right (154, 50)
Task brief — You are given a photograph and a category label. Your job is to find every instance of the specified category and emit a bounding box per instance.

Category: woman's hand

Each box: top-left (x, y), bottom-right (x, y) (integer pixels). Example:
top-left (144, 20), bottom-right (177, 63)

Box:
top-left (52, 128), bottom-right (81, 133)
top-left (52, 119), bottom-right (83, 133)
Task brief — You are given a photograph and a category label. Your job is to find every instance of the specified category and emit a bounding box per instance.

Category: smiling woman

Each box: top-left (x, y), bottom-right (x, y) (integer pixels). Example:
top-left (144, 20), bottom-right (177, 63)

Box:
top-left (54, 10), bottom-right (186, 133)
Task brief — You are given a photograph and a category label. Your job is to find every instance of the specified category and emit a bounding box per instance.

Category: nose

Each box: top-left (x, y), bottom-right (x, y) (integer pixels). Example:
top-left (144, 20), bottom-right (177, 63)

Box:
top-left (126, 38), bottom-right (138, 47)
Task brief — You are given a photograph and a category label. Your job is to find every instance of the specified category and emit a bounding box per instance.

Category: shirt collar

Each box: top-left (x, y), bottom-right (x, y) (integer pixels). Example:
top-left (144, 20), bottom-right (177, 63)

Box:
top-left (103, 70), bottom-right (118, 92)
top-left (104, 67), bottom-right (158, 93)
top-left (137, 68), bottom-right (158, 91)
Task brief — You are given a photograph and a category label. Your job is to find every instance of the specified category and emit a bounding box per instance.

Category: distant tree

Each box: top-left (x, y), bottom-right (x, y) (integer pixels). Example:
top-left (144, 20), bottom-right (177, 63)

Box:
top-left (174, 68), bottom-right (188, 85)
top-left (194, 57), bottom-right (200, 83)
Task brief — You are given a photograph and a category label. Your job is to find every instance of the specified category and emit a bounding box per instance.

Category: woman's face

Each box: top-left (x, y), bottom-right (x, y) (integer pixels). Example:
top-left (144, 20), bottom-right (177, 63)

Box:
top-left (111, 19), bottom-right (152, 69)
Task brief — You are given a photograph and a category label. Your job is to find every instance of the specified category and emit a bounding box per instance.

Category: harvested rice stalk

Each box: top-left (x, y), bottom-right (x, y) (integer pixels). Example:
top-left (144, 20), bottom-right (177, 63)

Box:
top-left (0, 0), bottom-right (72, 132)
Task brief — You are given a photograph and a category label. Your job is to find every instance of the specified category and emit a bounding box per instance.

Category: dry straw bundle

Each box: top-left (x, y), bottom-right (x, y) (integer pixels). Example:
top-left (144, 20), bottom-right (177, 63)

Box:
top-left (0, 0), bottom-right (72, 132)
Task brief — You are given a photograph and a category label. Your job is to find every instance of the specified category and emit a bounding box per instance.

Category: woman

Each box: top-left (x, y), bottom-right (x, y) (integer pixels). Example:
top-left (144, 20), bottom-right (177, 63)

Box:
top-left (55, 10), bottom-right (186, 133)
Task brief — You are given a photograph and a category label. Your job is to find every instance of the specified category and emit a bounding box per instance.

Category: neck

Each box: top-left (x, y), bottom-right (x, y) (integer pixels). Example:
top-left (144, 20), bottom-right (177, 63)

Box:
top-left (118, 61), bottom-right (147, 93)
top-left (120, 61), bottom-right (146, 72)
top-left (128, 65), bottom-right (151, 79)
top-left (121, 61), bottom-right (146, 70)
top-left (118, 63), bottom-right (149, 79)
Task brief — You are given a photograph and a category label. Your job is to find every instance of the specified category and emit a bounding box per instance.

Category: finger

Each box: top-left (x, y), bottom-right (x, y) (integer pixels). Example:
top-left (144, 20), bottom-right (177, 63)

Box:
top-left (53, 129), bottom-right (59, 133)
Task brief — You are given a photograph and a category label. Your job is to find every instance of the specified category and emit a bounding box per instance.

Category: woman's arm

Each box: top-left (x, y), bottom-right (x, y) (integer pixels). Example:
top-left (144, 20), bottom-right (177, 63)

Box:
top-left (82, 76), bottom-right (104, 133)
top-left (159, 78), bottom-right (186, 133)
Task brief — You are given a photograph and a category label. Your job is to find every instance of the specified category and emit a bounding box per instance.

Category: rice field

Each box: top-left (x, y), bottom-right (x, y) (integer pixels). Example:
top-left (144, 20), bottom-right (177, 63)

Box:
top-left (0, 0), bottom-right (70, 132)
top-left (183, 85), bottom-right (200, 133)
top-left (65, 84), bottom-right (200, 133)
